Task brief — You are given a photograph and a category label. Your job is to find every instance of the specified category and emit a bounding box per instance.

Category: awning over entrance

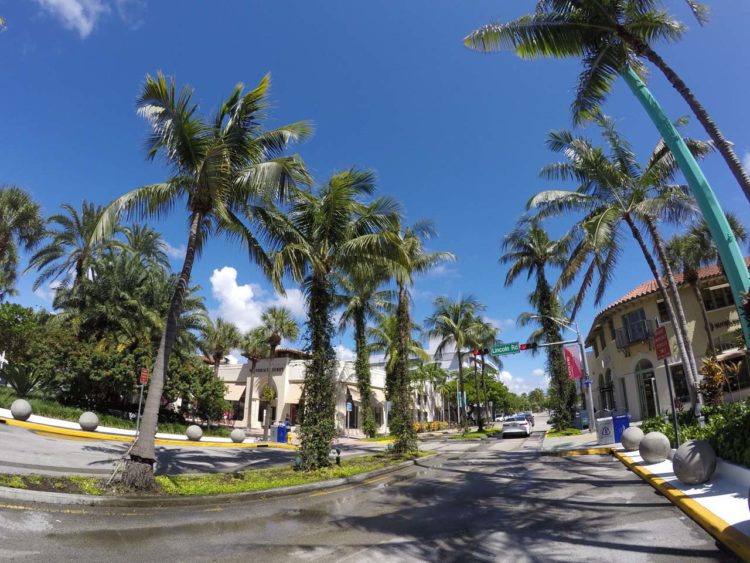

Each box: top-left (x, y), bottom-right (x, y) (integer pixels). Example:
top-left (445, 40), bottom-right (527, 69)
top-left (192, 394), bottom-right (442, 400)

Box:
top-left (372, 388), bottom-right (386, 403)
top-left (225, 383), bottom-right (246, 402)
top-left (716, 348), bottom-right (745, 362)
top-left (285, 383), bottom-right (303, 405)
top-left (347, 385), bottom-right (361, 402)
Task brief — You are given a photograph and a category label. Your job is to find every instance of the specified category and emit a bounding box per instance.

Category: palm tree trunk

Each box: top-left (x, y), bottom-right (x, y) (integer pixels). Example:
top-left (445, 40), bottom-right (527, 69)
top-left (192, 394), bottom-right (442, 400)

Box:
top-left (456, 352), bottom-right (469, 432)
top-left (122, 211), bottom-right (203, 490)
top-left (691, 281), bottom-right (716, 352)
top-left (472, 360), bottom-right (484, 432)
top-left (644, 218), bottom-right (700, 386)
top-left (480, 355), bottom-right (491, 423)
top-left (354, 311), bottom-right (377, 437)
top-left (392, 282), bottom-right (418, 453)
top-left (618, 30), bottom-right (750, 203)
top-left (623, 214), bottom-right (701, 406)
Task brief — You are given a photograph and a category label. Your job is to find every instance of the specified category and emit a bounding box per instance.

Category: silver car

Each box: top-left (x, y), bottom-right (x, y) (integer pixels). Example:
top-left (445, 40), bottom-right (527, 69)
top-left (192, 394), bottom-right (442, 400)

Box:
top-left (502, 414), bottom-right (532, 438)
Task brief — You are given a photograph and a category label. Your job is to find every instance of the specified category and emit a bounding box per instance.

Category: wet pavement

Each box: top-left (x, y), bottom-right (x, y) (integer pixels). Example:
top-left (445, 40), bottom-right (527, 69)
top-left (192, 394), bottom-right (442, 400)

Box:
top-left (0, 430), bottom-right (735, 562)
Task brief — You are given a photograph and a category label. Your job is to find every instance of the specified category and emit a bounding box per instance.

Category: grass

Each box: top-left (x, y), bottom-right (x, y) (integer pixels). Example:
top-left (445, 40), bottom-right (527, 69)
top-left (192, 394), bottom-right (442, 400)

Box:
top-left (545, 428), bottom-right (582, 437)
top-left (360, 435), bottom-right (396, 443)
top-left (0, 451), bottom-right (433, 497)
top-left (0, 387), bottom-right (230, 437)
top-left (448, 427), bottom-right (503, 440)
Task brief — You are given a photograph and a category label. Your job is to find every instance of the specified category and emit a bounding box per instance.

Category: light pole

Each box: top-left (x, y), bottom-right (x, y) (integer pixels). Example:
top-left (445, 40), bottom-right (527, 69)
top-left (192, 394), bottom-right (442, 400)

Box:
top-left (531, 315), bottom-right (596, 433)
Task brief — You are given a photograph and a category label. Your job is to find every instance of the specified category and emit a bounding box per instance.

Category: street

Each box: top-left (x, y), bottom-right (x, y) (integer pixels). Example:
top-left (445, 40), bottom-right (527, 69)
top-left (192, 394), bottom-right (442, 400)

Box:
top-left (0, 426), bottom-right (734, 562)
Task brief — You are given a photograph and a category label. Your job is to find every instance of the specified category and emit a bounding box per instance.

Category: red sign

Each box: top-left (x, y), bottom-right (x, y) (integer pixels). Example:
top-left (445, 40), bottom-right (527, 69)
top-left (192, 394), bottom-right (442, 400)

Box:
top-left (653, 326), bottom-right (672, 360)
top-left (563, 343), bottom-right (583, 380)
top-left (139, 368), bottom-right (149, 385)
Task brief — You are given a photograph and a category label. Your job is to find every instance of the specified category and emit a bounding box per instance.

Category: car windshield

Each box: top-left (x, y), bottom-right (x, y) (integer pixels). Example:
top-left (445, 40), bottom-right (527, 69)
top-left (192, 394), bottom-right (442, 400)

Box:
top-left (507, 415), bottom-right (527, 422)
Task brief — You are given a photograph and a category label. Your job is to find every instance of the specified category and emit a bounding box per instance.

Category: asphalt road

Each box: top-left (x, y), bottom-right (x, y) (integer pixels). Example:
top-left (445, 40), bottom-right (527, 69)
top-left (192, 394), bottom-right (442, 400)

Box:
top-left (0, 429), bottom-right (735, 562)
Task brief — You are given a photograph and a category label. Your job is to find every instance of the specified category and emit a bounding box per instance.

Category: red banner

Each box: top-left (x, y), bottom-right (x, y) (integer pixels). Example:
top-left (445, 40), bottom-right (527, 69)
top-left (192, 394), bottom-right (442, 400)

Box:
top-left (563, 344), bottom-right (583, 380)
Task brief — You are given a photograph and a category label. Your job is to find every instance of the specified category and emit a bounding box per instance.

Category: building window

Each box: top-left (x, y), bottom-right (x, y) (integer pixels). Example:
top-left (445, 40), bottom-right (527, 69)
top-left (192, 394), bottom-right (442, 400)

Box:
top-left (622, 308), bottom-right (649, 343)
top-left (608, 317), bottom-right (616, 341)
top-left (702, 285), bottom-right (733, 311)
top-left (592, 340), bottom-right (599, 358)
top-left (598, 331), bottom-right (606, 353)
top-left (668, 364), bottom-right (691, 405)
top-left (656, 301), bottom-right (670, 324)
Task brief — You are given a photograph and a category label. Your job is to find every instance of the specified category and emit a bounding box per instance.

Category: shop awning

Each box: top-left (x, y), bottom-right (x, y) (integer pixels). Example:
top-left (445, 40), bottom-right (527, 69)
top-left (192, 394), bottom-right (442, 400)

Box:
top-left (347, 385), bottom-right (361, 402)
top-left (716, 349), bottom-right (745, 362)
top-left (372, 388), bottom-right (386, 403)
top-left (225, 384), bottom-right (246, 402)
top-left (285, 383), bottom-right (303, 405)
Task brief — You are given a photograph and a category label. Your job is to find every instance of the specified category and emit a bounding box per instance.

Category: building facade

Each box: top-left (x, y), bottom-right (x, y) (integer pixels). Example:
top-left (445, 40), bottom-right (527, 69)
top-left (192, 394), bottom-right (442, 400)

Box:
top-left (585, 260), bottom-right (750, 422)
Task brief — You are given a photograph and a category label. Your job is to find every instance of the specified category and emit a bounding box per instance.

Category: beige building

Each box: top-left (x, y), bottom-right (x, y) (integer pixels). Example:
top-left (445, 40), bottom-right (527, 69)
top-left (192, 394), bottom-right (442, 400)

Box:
top-left (585, 259), bottom-right (750, 422)
top-left (216, 348), bottom-right (444, 436)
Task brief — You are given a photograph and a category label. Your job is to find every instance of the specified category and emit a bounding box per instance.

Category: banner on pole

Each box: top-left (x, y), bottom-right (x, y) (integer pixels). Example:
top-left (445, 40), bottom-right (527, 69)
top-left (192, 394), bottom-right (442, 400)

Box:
top-left (563, 343), bottom-right (583, 380)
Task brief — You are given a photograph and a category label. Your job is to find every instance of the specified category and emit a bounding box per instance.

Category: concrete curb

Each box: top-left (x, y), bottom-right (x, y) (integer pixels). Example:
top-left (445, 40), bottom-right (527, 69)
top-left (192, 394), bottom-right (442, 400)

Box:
top-left (612, 450), bottom-right (750, 561)
top-left (0, 416), bottom-right (296, 450)
top-left (541, 447), bottom-right (613, 457)
top-left (0, 457), bottom-right (426, 508)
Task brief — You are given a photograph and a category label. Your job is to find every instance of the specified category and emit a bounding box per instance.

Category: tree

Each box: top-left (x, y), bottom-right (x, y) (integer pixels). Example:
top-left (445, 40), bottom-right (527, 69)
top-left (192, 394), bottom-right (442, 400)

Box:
top-left (501, 216), bottom-right (576, 429)
top-left (240, 327), bottom-right (270, 428)
top-left (389, 223), bottom-right (454, 453)
top-left (120, 224), bottom-right (171, 270)
top-left (265, 169), bottom-right (400, 468)
top-left (0, 186), bottom-right (43, 300)
top-left (335, 269), bottom-right (394, 437)
top-left (425, 295), bottom-right (485, 432)
top-left (464, 0), bottom-right (750, 204)
top-left (368, 313), bottom-right (427, 399)
top-left (94, 72), bottom-right (311, 489)
top-left (528, 388), bottom-right (545, 412)
top-left (472, 319), bottom-right (500, 425)
top-left (198, 317), bottom-right (242, 377)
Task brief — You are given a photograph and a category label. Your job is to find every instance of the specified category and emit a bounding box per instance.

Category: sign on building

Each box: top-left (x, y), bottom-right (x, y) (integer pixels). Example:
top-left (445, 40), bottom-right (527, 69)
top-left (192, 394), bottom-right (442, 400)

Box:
top-left (653, 326), bottom-right (672, 361)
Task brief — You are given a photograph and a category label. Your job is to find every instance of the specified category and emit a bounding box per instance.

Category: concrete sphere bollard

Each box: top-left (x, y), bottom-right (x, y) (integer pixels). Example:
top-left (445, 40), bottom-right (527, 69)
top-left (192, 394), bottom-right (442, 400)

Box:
top-left (230, 429), bottom-right (246, 443)
top-left (78, 411), bottom-right (99, 432)
top-left (639, 431), bottom-right (671, 464)
top-left (186, 425), bottom-right (203, 441)
top-left (621, 426), bottom-right (644, 451)
top-left (10, 399), bottom-right (32, 421)
top-left (673, 440), bottom-right (717, 485)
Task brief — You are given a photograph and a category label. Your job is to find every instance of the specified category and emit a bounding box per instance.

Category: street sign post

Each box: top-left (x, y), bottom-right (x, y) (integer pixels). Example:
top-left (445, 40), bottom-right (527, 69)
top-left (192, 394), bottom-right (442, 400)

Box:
top-left (136, 368), bottom-right (149, 434)
top-left (653, 326), bottom-right (679, 447)
top-left (491, 342), bottom-right (520, 356)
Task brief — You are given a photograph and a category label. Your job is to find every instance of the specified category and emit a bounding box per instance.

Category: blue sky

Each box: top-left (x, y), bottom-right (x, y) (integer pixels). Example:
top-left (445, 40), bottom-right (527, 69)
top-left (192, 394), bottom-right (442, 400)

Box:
top-left (1, 1), bottom-right (749, 395)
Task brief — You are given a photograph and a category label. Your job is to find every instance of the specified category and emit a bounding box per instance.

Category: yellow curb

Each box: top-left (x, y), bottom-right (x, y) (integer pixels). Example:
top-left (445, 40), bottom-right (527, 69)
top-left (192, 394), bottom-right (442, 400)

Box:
top-left (612, 450), bottom-right (750, 562)
top-left (543, 447), bottom-right (614, 457)
top-left (1, 417), bottom-right (296, 450)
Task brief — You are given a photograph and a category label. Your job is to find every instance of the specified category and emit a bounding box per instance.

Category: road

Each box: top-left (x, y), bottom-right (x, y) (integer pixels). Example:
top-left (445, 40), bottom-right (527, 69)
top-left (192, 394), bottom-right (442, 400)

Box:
top-left (0, 426), bottom-right (734, 562)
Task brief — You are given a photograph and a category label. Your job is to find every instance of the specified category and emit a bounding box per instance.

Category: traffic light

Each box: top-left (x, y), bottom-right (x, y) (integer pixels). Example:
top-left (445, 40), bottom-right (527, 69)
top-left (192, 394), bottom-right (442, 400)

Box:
top-left (520, 342), bottom-right (538, 351)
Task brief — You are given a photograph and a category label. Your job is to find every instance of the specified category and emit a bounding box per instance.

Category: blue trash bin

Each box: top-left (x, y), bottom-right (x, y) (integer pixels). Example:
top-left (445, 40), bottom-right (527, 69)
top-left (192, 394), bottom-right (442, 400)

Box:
top-left (612, 410), bottom-right (630, 443)
top-left (276, 424), bottom-right (288, 444)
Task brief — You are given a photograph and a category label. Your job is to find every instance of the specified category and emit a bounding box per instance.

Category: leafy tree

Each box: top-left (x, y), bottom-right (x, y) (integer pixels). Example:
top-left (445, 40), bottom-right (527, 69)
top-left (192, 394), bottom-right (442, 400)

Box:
top-left (528, 388), bottom-right (545, 412)
top-left (0, 303), bottom-right (42, 363)
top-left (0, 186), bottom-right (43, 300)
top-left (464, 0), bottom-right (750, 204)
top-left (94, 72), bottom-right (310, 489)
top-left (265, 169), bottom-right (400, 468)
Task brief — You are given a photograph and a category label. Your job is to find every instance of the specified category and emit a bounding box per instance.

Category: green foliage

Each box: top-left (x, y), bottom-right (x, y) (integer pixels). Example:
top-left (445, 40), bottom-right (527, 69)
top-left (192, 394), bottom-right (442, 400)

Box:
top-left (0, 303), bottom-right (42, 363)
top-left (0, 473), bottom-right (104, 495)
top-left (0, 186), bottom-right (44, 299)
top-left (545, 428), bottom-right (581, 437)
top-left (2, 363), bottom-right (51, 398)
top-left (698, 356), bottom-right (725, 406)
top-left (413, 421), bottom-right (449, 433)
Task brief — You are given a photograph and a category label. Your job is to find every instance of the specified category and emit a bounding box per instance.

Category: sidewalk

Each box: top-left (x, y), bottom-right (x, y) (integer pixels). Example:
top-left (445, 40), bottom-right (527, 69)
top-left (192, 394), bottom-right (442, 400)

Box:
top-left (540, 430), bottom-right (600, 453)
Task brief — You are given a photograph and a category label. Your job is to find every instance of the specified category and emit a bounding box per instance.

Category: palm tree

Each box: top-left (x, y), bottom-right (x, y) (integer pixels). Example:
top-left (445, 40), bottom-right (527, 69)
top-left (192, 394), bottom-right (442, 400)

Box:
top-left (120, 224), bottom-right (171, 270)
top-left (27, 201), bottom-right (118, 292)
top-left (258, 306), bottom-right (299, 439)
top-left (425, 295), bottom-right (485, 432)
top-left (240, 327), bottom-right (270, 428)
top-left (464, 0), bottom-right (750, 204)
top-left (335, 269), bottom-right (394, 437)
top-left (93, 73), bottom-right (311, 489)
top-left (264, 169), bottom-right (401, 468)
top-left (198, 317), bottom-right (242, 378)
top-left (501, 216), bottom-right (576, 429)
top-left (0, 186), bottom-right (43, 300)
top-left (473, 319), bottom-right (500, 426)
top-left (368, 312), bottom-right (428, 398)
top-left (389, 223), bottom-right (454, 453)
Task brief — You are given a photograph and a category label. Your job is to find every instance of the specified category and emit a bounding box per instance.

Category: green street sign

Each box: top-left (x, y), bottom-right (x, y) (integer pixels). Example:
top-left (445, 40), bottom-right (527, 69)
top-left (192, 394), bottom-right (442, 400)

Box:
top-left (491, 342), bottom-right (520, 356)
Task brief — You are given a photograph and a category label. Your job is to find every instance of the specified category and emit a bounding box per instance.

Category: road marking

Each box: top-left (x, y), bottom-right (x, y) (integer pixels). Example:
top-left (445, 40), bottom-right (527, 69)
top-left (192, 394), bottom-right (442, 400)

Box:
top-left (362, 474), bottom-right (391, 485)
top-left (203, 507), bottom-right (223, 512)
top-left (308, 485), bottom-right (356, 497)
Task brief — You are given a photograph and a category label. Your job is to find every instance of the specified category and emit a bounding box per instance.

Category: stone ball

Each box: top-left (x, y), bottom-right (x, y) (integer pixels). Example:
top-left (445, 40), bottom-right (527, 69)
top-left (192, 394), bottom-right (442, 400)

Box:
top-left (78, 411), bottom-right (99, 432)
top-left (639, 431), bottom-right (671, 464)
top-left (186, 425), bottom-right (203, 441)
top-left (673, 440), bottom-right (717, 485)
top-left (230, 429), bottom-right (246, 443)
top-left (10, 399), bottom-right (32, 421)
top-left (621, 426), bottom-right (644, 451)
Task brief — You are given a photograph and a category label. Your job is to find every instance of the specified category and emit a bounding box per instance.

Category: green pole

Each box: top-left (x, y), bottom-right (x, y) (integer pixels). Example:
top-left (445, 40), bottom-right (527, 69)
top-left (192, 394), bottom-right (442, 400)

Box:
top-left (622, 66), bottom-right (750, 346)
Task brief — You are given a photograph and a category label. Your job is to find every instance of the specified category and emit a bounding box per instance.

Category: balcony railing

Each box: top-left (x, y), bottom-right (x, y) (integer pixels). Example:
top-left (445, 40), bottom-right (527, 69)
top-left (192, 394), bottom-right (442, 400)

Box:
top-left (615, 319), bottom-right (655, 351)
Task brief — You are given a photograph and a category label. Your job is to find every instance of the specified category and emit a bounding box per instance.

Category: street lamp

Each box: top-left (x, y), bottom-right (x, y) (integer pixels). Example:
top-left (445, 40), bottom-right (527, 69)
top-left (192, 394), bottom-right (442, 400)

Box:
top-left (530, 315), bottom-right (596, 433)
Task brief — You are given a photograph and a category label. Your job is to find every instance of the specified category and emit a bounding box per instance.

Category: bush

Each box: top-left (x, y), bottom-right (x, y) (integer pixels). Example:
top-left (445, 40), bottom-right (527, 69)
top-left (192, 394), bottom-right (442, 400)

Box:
top-left (413, 421), bottom-right (448, 433)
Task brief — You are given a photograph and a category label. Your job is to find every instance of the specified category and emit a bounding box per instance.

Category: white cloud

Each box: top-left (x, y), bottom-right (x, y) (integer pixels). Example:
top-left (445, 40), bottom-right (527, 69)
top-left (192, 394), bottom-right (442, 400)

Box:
top-left (33, 280), bottom-right (62, 303)
top-left (163, 241), bottom-right (186, 259)
top-left (483, 316), bottom-right (515, 330)
top-left (531, 368), bottom-right (545, 377)
top-left (335, 344), bottom-right (356, 361)
top-left (426, 264), bottom-right (459, 278)
top-left (114, 0), bottom-right (146, 29)
top-left (209, 266), bottom-right (306, 335)
top-left (34, 0), bottom-right (110, 38)
top-left (498, 370), bottom-right (531, 394)
top-left (225, 353), bottom-right (240, 365)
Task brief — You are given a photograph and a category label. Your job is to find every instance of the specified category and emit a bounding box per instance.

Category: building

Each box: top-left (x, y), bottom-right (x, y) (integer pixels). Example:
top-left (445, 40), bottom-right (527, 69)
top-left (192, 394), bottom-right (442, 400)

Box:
top-left (585, 259), bottom-right (750, 422)
top-left (216, 348), bottom-right (444, 436)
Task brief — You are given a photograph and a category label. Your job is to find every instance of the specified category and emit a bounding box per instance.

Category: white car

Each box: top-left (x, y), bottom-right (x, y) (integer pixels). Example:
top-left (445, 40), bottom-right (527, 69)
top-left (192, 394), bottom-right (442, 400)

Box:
top-left (502, 414), bottom-right (531, 438)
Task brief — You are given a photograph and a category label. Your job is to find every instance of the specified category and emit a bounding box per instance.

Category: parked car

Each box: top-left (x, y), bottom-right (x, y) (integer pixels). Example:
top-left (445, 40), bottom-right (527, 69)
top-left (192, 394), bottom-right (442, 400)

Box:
top-left (502, 414), bottom-right (531, 438)
top-left (522, 412), bottom-right (535, 427)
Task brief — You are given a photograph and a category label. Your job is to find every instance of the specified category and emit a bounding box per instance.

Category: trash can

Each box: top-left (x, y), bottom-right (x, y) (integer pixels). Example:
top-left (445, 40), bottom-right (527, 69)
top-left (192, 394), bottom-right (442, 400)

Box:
top-left (276, 424), bottom-right (288, 444)
top-left (269, 424), bottom-right (279, 443)
top-left (612, 410), bottom-right (630, 443)
top-left (595, 410), bottom-right (615, 445)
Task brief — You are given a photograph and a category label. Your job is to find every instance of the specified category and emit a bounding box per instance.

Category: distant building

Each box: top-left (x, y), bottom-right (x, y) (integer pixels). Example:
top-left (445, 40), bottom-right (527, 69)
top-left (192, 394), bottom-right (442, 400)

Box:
top-left (585, 259), bottom-right (750, 422)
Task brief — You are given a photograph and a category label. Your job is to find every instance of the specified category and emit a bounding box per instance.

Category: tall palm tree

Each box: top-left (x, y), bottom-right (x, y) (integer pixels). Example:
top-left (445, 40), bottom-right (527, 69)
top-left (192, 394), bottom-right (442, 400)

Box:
top-left (473, 319), bottom-right (500, 426)
top-left (264, 169), bottom-right (401, 468)
top-left (389, 222), bottom-right (454, 452)
top-left (258, 306), bottom-right (299, 439)
top-left (0, 186), bottom-right (43, 300)
top-left (27, 201), bottom-right (118, 292)
top-left (198, 317), bottom-right (242, 378)
top-left (501, 216), bottom-right (576, 429)
top-left (240, 327), bottom-right (270, 428)
top-left (120, 224), bottom-right (171, 270)
top-left (93, 73), bottom-right (311, 489)
top-left (335, 269), bottom-right (394, 437)
top-left (464, 0), bottom-right (750, 203)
